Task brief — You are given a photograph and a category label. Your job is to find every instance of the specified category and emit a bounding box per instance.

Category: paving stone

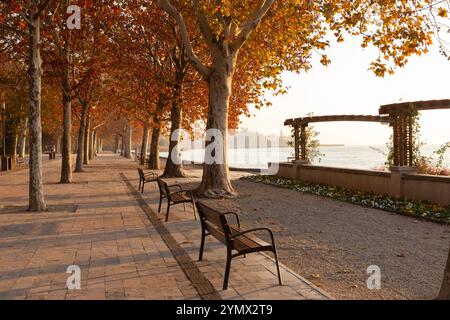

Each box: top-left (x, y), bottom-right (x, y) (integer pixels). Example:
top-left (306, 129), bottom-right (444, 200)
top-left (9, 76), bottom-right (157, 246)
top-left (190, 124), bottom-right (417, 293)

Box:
top-left (0, 154), bottom-right (331, 300)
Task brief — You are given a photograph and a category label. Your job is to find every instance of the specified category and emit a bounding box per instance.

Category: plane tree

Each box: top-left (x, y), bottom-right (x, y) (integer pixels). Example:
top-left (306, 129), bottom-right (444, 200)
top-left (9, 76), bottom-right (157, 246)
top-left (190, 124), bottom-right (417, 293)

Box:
top-left (157, 0), bottom-right (436, 197)
top-left (0, 0), bottom-right (57, 211)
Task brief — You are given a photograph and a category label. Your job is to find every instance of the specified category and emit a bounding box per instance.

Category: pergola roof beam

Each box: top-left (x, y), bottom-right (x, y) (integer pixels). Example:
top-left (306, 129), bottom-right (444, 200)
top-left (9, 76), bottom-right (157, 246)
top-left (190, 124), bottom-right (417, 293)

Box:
top-left (284, 115), bottom-right (391, 126)
top-left (379, 99), bottom-right (450, 114)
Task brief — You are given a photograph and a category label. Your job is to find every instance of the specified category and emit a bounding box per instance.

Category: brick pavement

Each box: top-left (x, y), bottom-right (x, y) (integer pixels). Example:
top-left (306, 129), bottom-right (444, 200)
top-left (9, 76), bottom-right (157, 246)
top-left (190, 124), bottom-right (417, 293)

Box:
top-left (0, 153), bottom-right (330, 300)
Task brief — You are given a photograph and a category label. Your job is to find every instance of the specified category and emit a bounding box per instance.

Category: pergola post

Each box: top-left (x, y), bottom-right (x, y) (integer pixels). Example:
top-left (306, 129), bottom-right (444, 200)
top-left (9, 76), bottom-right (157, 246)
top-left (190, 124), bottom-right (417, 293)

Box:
top-left (392, 115), bottom-right (401, 166)
top-left (380, 99), bottom-right (450, 168)
top-left (408, 115), bottom-right (413, 166)
top-left (300, 124), bottom-right (307, 160)
top-left (293, 124), bottom-right (300, 161)
top-left (390, 112), bottom-right (414, 167)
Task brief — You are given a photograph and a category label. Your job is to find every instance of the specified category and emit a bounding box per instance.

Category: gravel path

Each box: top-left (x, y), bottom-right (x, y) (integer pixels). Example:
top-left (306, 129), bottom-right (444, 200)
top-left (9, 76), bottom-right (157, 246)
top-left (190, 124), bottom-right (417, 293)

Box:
top-left (174, 166), bottom-right (450, 300)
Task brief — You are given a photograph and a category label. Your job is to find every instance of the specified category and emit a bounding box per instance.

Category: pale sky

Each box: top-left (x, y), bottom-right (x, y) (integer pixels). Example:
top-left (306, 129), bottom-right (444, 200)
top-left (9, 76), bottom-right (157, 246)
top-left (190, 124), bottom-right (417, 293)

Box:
top-left (240, 37), bottom-right (450, 146)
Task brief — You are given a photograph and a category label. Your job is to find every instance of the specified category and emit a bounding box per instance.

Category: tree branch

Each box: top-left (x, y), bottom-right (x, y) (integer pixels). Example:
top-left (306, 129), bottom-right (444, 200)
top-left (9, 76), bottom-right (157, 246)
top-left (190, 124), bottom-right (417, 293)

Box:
top-left (0, 23), bottom-right (31, 37)
top-left (193, 0), bottom-right (215, 51)
top-left (35, 0), bottom-right (53, 19)
top-left (231, 0), bottom-right (276, 52)
top-left (158, 0), bottom-right (210, 79)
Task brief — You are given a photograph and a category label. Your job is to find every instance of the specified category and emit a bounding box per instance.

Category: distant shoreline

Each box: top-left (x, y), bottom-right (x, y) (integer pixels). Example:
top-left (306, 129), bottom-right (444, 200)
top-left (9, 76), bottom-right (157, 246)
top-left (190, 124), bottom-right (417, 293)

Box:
top-left (319, 144), bottom-right (345, 147)
top-left (159, 144), bottom-right (345, 152)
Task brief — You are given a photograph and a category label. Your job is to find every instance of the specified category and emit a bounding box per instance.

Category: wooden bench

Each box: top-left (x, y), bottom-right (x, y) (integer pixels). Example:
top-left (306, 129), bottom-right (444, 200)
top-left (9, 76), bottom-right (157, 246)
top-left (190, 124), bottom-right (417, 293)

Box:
top-left (137, 168), bottom-right (158, 193)
top-left (136, 152), bottom-right (149, 165)
top-left (157, 178), bottom-right (196, 222)
top-left (196, 202), bottom-right (282, 290)
top-left (16, 157), bottom-right (27, 167)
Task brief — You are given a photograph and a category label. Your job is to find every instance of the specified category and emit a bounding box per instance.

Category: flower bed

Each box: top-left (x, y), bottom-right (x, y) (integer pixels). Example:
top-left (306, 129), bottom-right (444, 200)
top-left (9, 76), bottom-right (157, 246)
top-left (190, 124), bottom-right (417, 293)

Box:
top-left (242, 175), bottom-right (450, 224)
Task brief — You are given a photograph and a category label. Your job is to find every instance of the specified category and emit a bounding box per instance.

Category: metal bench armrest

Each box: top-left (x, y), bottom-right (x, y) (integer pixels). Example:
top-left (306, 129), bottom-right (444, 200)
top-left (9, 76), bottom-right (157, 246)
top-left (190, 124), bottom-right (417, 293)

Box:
top-left (230, 227), bottom-right (276, 246)
top-left (144, 172), bottom-right (158, 178)
top-left (169, 190), bottom-right (193, 199)
top-left (223, 212), bottom-right (240, 227)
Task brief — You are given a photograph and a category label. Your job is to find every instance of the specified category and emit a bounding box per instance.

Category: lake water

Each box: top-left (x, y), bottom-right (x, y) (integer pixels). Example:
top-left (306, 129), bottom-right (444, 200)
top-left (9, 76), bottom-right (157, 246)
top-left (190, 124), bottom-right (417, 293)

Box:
top-left (161, 145), bottom-right (450, 170)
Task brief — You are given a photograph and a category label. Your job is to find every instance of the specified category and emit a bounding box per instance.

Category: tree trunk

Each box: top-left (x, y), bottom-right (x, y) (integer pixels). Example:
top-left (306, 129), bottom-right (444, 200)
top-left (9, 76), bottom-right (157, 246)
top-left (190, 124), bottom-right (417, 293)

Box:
top-left (60, 0), bottom-right (72, 183)
top-left (148, 125), bottom-right (161, 170)
top-left (60, 68), bottom-right (72, 183)
top-left (83, 115), bottom-right (90, 165)
top-left (27, 13), bottom-right (47, 211)
top-left (162, 101), bottom-right (185, 177)
top-left (91, 130), bottom-right (96, 159)
top-left (119, 135), bottom-right (124, 155)
top-left (124, 122), bottom-right (132, 159)
top-left (163, 83), bottom-right (185, 178)
top-left (75, 102), bottom-right (88, 172)
top-left (114, 135), bottom-right (119, 154)
top-left (94, 134), bottom-right (97, 154)
top-left (196, 64), bottom-right (235, 198)
top-left (18, 118), bottom-right (28, 158)
top-left (438, 245), bottom-right (450, 300)
top-left (140, 121), bottom-right (150, 166)
top-left (12, 134), bottom-right (18, 169)
top-left (54, 133), bottom-right (61, 154)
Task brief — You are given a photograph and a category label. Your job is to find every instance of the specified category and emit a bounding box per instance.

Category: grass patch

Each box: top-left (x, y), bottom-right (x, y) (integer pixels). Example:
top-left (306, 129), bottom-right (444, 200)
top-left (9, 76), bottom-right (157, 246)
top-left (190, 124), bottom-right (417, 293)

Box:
top-left (241, 175), bottom-right (450, 224)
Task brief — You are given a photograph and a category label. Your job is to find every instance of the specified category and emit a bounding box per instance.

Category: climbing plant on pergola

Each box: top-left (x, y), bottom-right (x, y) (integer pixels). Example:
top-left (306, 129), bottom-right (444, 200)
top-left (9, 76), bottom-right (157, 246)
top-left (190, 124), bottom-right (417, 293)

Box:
top-left (378, 99), bottom-right (450, 167)
top-left (285, 99), bottom-right (450, 167)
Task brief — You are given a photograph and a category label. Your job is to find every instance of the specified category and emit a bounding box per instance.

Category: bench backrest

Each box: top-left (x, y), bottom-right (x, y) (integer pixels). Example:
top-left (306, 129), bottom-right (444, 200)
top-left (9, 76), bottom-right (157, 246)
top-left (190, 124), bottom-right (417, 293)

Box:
top-left (196, 202), bottom-right (232, 247)
top-left (137, 168), bottom-right (144, 179)
top-left (157, 178), bottom-right (169, 197)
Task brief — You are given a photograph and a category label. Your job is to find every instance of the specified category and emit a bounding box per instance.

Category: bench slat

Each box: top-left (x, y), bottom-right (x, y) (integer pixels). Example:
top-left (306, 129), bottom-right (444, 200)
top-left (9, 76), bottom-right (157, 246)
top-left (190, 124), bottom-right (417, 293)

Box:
top-left (198, 203), bottom-right (226, 227)
top-left (157, 179), bottom-right (168, 196)
top-left (171, 193), bottom-right (190, 203)
top-left (205, 222), bottom-right (227, 246)
top-left (230, 226), bottom-right (271, 251)
top-left (196, 201), bottom-right (282, 290)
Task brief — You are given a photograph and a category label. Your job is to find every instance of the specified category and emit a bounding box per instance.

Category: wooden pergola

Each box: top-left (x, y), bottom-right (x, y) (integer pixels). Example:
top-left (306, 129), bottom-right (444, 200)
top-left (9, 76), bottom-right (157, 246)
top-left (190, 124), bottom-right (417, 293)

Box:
top-left (285, 99), bottom-right (450, 166)
top-left (284, 115), bottom-right (391, 161)
top-left (379, 99), bottom-right (450, 167)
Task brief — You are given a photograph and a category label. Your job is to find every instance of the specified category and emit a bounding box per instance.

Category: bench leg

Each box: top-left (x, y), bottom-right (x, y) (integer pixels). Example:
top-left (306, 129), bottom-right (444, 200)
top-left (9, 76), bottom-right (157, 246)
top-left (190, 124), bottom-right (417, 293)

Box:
top-left (158, 195), bottom-right (163, 213)
top-left (191, 199), bottom-right (197, 220)
top-left (165, 203), bottom-right (171, 222)
top-left (141, 182), bottom-right (145, 194)
top-left (273, 249), bottom-right (283, 286)
top-left (223, 249), bottom-right (232, 290)
top-left (198, 229), bottom-right (206, 261)
top-left (138, 179), bottom-right (142, 191)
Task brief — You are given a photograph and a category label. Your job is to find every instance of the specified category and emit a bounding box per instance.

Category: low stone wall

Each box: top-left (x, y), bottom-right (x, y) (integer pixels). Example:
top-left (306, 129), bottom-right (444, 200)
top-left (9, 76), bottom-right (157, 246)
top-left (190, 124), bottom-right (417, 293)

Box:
top-left (276, 163), bottom-right (298, 180)
top-left (402, 174), bottom-right (450, 206)
top-left (298, 165), bottom-right (391, 195)
top-left (270, 162), bottom-right (450, 206)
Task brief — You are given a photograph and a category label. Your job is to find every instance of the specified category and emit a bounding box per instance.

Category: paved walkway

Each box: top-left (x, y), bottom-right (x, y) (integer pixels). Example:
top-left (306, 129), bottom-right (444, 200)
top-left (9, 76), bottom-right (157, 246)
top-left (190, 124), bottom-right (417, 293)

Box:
top-left (0, 153), bottom-right (330, 300)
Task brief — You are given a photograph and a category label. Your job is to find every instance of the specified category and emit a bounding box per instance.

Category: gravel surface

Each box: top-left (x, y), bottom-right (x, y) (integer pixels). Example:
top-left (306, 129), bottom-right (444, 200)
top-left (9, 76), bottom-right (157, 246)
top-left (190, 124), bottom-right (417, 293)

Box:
top-left (173, 166), bottom-right (450, 300)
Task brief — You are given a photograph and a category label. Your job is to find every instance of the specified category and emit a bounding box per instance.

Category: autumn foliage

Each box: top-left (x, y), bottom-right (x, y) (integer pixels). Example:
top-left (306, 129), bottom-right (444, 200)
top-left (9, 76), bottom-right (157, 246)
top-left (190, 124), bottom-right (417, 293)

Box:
top-left (0, 0), bottom-right (449, 192)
